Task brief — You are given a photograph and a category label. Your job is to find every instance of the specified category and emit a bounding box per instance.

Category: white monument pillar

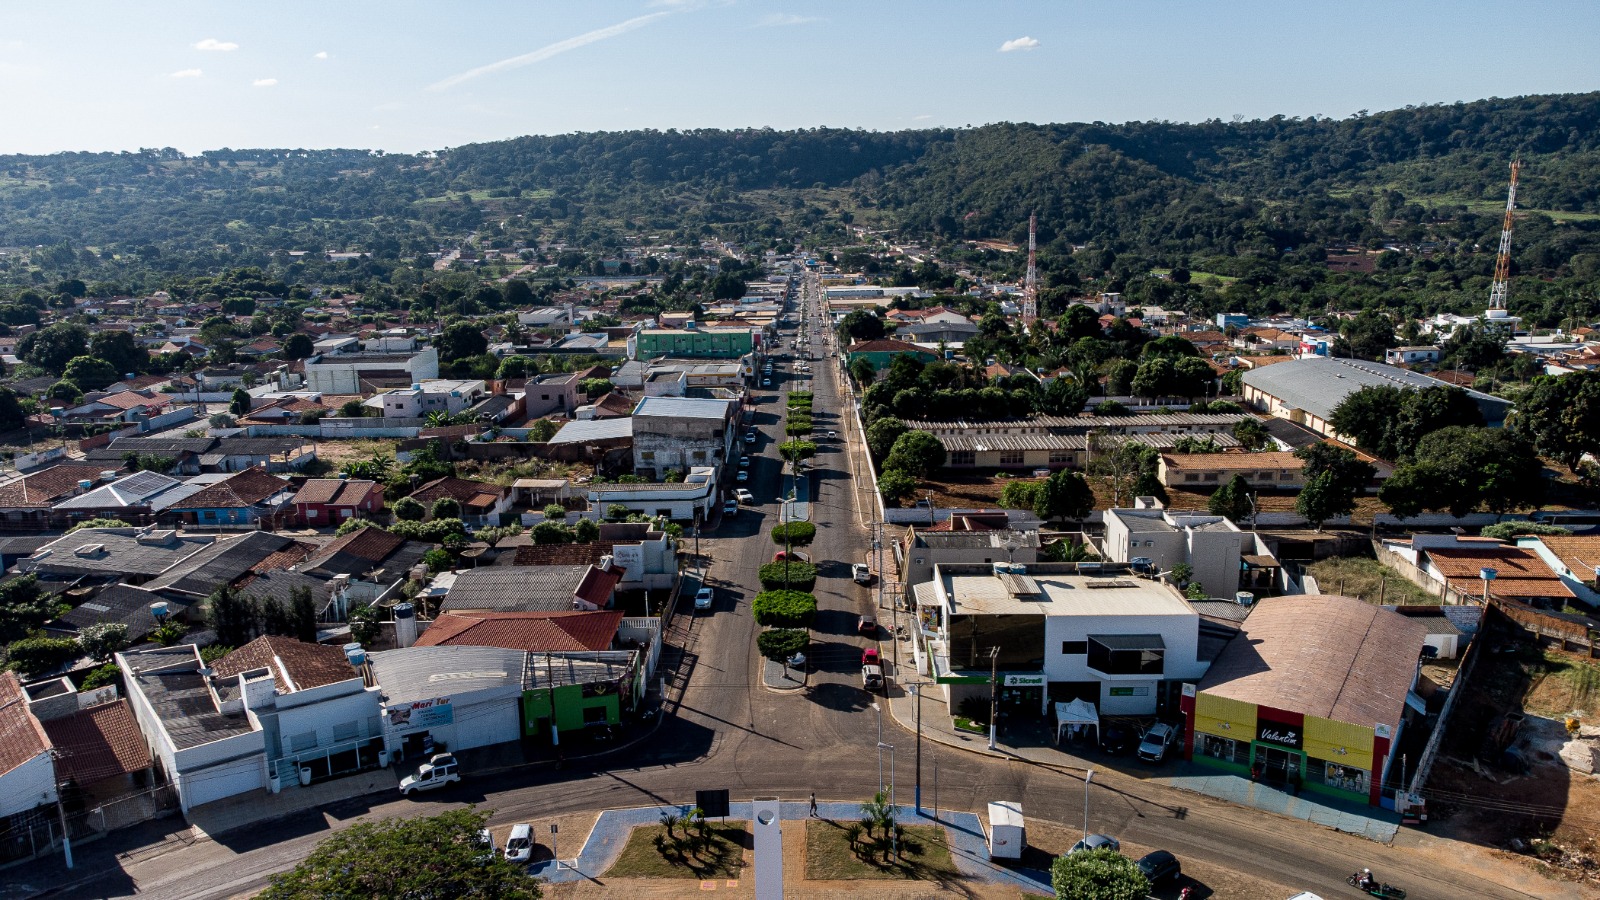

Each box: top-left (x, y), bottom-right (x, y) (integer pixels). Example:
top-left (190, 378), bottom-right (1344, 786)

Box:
top-left (751, 796), bottom-right (783, 900)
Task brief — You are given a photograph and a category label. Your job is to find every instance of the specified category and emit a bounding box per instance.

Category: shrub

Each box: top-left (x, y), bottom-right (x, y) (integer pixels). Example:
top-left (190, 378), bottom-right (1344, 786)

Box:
top-left (758, 561), bottom-right (817, 592)
top-left (999, 480), bottom-right (1042, 510)
top-left (756, 628), bottom-right (809, 661)
top-left (769, 521), bottom-right (817, 545)
top-left (779, 440), bottom-right (816, 461)
top-left (752, 590), bottom-right (818, 627)
top-left (878, 470), bottom-right (916, 503)
top-left (79, 662), bottom-right (120, 692)
top-left (1480, 521), bottom-right (1572, 541)
top-left (67, 517), bottom-right (131, 533)
top-left (785, 420), bottom-right (814, 436)
top-left (391, 496), bottom-right (425, 521)
top-left (5, 637), bottom-right (80, 677)
top-left (388, 517), bottom-right (468, 543)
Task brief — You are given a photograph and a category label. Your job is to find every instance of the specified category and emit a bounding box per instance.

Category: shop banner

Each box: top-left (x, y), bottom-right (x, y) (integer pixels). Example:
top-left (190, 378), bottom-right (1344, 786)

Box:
top-left (1255, 719), bottom-right (1303, 750)
top-left (386, 696), bottom-right (453, 731)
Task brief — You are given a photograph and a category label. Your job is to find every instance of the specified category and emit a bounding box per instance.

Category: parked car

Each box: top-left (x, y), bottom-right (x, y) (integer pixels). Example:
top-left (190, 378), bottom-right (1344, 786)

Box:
top-left (773, 550), bottom-right (808, 562)
top-left (861, 665), bottom-right (884, 690)
top-left (735, 488), bottom-right (755, 504)
top-left (1070, 833), bottom-right (1120, 854)
top-left (862, 647), bottom-right (880, 666)
top-left (1098, 724), bottom-right (1135, 755)
top-left (739, 456), bottom-right (750, 468)
top-left (1136, 850), bottom-right (1181, 884)
top-left (400, 753), bottom-right (460, 795)
top-left (762, 379), bottom-right (772, 388)
top-left (736, 470), bottom-right (749, 482)
top-left (744, 431), bottom-right (757, 444)
top-left (1138, 722), bottom-right (1177, 763)
top-left (723, 499), bottom-right (738, 516)
top-left (504, 823), bottom-right (533, 863)
top-left (852, 562), bottom-right (872, 584)
top-left (474, 828), bottom-right (497, 864)
top-left (694, 587), bottom-right (714, 610)
top-left (857, 615), bottom-right (877, 636)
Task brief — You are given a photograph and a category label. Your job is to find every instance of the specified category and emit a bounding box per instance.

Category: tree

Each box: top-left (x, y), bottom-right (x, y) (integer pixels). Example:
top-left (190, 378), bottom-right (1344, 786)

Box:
top-left (230, 387), bottom-right (253, 416)
top-left (208, 585), bottom-right (259, 649)
top-left (1208, 474), bottom-right (1254, 522)
top-left (5, 637), bottom-right (80, 678)
top-left (18, 322), bottom-right (89, 374)
top-left (1105, 359), bottom-right (1137, 396)
top-left (1334, 310), bottom-right (1398, 360)
top-left (1038, 377), bottom-right (1090, 416)
top-left (865, 417), bottom-right (909, 462)
top-left (47, 379), bottom-right (82, 406)
top-left (282, 333), bottom-right (315, 359)
top-left (260, 808), bottom-right (541, 900)
top-left (430, 497), bottom-right (462, 520)
top-left (423, 548), bottom-right (453, 573)
top-left (1034, 469), bottom-right (1094, 522)
top-left (0, 576), bottom-right (59, 645)
top-left (756, 628), bottom-right (808, 661)
top-left (1508, 371), bottom-right (1600, 472)
top-left (1381, 426), bottom-right (1543, 518)
top-left (574, 517), bottom-right (600, 543)
top-left (1141, 334), bottom-right (1200, 361)
top-left (1000, 480), bottom-right (1042, 511)
top-left (0, 387), bottom-right (22, 428)
top-left (1172, 356), bottom-right (1217, 399)
top-left (527, 418), bottom-right (561, 442)
top-left (849, 356), bottom-right (877, 386)
top-left (1293, 444), bottom-right (1374, 531)
top-left (339, 398), bottom-right (369, 418)
top-left (1330, 386), bottom-right (1408, 458)
top-left (878, 469), bottom-right (917, 503)
top-left (752, 590), bottom-right (817, 628)
top-left (67, 517), bottom-right (131, 532)
top-left (883, 430), bottom-right (946, 478)
top-left (1130, 357), bottom-right (1174, 402)
top-left (531, 520), bottom-right (573, 544)
top-left (437, 322), bottom-right (488, 361)
top-left (78, 623), bottom-right (129, 662)
top-left (578, 377), bottom-right (612, 399)
top-left (89, 330), bottom-right (145, 376)
top-left (1232, 417), bottom-right (1271, 451)
top-left (1051, 848), bottom-right (1149, 900)
top-left (839, 309), bottom-right (886, 343)
top-left (1389, 386), bottom-right (1484, 459)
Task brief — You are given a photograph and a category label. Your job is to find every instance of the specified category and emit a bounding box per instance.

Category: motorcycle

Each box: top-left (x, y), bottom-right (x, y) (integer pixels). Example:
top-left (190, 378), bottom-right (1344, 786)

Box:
top-left (1346, 873), bottom-right (1407, 899)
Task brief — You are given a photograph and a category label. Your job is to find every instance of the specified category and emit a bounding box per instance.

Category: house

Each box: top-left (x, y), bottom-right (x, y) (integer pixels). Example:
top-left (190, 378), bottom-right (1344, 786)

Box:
top-left (22, 527), bottom-right (214, 584)
top-left (1385, 346), bottom-right (1443, 367)
top-left (844, 339), bottom-right (940, 373)
top-left (0, 463), bottom-right (110, 531)
top-left (899, 525), bottom-right (1041, 595)
top-left (438, 563), bottom-right (622, 614)
top-left (1386, 534), bottom-right (1576, 607)
top-left (1232, 327), bottom-right (1300, 352)
top-left (1102, 499), bottom-right (1245, 600)
top-left (522, 372), bottom-right (584, 418)
top-left (60, 390), bottom-right (172, 428)
top-left (414, 609), bottom-right (624, 652)
top-left (1182, 595), bottom-right (1431, 807)
top-left (55, 583), bottom-right (182, 645)
top-left (373, 379), bottom-right (486, 419)
top-left (517, 306), bottom-right (575, 331)
top-left (631, 396), bottom-right (738, 479)
top-left (576, 391), bottom-right (637, 420)
top-left (52, 471), bottom-right (199, 528)
top-left (117, 638), bottom-right (384, 814)
top-left (141, 532), bottom-right (303, 602)
top-left (33, 696), bottom-right (155, 831)
top-left (913, 562), bottom-right (1209, 717)
top-left (0, 672), bottom-right (57, 824)
top-left (291, 478), bottom-right (384, 527)
top-left (83, 437), bottom-right (215, 475)
top-left (1158, 451), bottom-right (1306, 490)
top-left (508, 522), bottom-right (678, 589)
top-left (202, 437), bottom-right (317, 473)
top-left (297, 525), bottom-right (429, 592)
top-left (368, 645), bottom-right (527, 761)
top-left (1516, 535), bottom-right (1600, 609)
top-left (163, 467), bottom-right (296, 528)
top-left (1241, 357), bottom-right (1512, 440)
top-left (586, 467), bottom-right (717, 521)
top-left (410, 476), bottom-right (511, 528)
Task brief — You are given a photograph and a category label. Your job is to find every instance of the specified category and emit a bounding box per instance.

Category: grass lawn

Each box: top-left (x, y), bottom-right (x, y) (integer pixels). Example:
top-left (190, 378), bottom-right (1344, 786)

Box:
top-left (1524, 649), bottom-right (1600, 719)
top-left (1305, 556), bottom-right (1440, 605)
top-left (804, 820), bottom-right (962, 881)
top-left (604, 823), bottom-right (748, 879)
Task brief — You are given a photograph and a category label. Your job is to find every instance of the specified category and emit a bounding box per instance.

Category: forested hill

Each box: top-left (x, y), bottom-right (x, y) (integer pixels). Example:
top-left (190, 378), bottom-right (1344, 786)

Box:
top-left (3, 92), bottom-right (1600, 275)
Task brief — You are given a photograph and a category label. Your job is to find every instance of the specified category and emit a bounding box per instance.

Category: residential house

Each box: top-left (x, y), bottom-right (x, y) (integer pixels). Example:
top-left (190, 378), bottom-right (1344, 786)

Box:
top-left (437, 562), bottom-right (622, 614)
top-left (33, 696), bottom-right (155, 831)
top-left (373, 379), bottom-right (486, 419)
top-left (1232, 327), bottom-right (1301, 353)
top-left (52, 471), bottom-right (199, 528)
top-left (1516, 535), bottom-right (1600, 609)
top-left (0, 672), bottom-right (57, 825)
top-left (1385, 346), bottom-right (1443, 367)
top-left (84, 438), bottom-right (215, 475)
top-left (508, 522), bottom-right (678, 589)
top-left (0, 464), bottom-right (109, 531)
top-left (631, 396), bottom-right (738, 479)
top-left (303, 346), bottom-right (440, 393)
top-left (414, 609), bottom-right (623, 652)
top-left (164, 467), bottom-right (296, 528)
top-left (60, 390), bottom-right (173, 428)
top-left (410, 477), bottom-right (511, 528)
top-left (522, 372), bottom-right (583, 418)
top-left (140, 532), bottom-right (303, 603)
top-left (1386, 534), bottom-right (1576, 608)
top-left (1103, 499), bottom-right (1245, 600)
top-left (202, 437), bottom-right (317, 473)
top-left (55, 583), bottom-right (178, 645)
top-left (22, 527), bottom-right (214, 584)
top-left (291, 478), bottom-right (384, 527)
top-left (1158, 451), bottom-right (1307, 490)
top-left (575, 391), bottom-right (636, 420)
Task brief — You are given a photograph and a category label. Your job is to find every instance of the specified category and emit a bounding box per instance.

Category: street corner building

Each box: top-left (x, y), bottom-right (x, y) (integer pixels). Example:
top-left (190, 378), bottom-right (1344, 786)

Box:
top-left (1179, 594), bottom-right (1431, 808)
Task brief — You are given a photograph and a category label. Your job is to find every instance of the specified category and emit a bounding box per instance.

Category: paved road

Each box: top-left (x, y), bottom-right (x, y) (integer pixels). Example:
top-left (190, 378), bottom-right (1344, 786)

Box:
top-left (31, 277), bottom-right (1579, 900)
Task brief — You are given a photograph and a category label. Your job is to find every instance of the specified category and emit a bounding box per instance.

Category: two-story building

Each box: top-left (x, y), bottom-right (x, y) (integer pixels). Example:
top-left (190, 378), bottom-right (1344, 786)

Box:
top-left (1102, 500), bottom-right (1245, 600)
top-left (631, 396), bottom-right (738, 480)
top-left (375, 379), bottom-right (487, 419)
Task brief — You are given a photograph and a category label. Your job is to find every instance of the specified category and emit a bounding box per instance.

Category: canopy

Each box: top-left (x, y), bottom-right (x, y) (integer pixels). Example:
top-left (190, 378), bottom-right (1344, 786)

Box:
top-left (1055, 699), bottom-right (1101, 744)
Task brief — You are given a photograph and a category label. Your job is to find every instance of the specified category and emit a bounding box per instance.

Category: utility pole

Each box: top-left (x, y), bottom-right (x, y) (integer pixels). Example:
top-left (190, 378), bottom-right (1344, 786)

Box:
top-left (987, 647), bottom-right (1000, 750)
top-left (913, 684), bottom-right (923, 815)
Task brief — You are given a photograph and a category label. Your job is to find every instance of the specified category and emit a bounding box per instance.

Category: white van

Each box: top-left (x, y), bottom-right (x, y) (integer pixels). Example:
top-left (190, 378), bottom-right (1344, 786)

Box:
top-left (504, 823), bottom-right (533, 863)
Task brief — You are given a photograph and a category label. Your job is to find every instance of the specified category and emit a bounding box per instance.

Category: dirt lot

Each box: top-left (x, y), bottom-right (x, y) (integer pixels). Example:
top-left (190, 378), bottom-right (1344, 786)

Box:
top-left (1305, 556), bottom-right (1439, 605)
top-left (1426, 625), bottom-right (1600, 889)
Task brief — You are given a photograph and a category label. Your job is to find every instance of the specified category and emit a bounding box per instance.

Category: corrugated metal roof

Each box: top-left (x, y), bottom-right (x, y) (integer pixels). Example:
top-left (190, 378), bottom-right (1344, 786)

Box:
top-left (1242, 357), bottom-right (1511, 423)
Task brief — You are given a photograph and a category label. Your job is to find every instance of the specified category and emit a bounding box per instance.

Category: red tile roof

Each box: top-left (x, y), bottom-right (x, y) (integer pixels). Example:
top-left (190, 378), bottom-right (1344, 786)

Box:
top-left (0, 672), bottom-right (51, 777)
top-left (39, 700), bottom-right (151, 785)
top-left (252, 541), bottom-right (317, 574)
top-left (1425, 546), bottom-right (1574, 601)
top-left (1532, 536), bottom-right (1600, 581)
top-left (94, 390), bottom-right (171, 412)
top-left (574, 564), bottom-right (624, 607)
top-left (292, 478), bottom-right (379, 506)
top-left (847, 339), bottom-right (933, 355)
top-left (412, 476), bottom-right (505, 512)
top-left (177, 467), bottom-right (292, 510)
top-left (308, 525), bottom-right (404, 565)
top-left (512, 542), bottom-right (617, 567)
top-left (413, 610), bottom-right (623, 652)
top-left (212, 635), bottom-right (357, 693)
top-left (0, 464), bottom-right (105, 509)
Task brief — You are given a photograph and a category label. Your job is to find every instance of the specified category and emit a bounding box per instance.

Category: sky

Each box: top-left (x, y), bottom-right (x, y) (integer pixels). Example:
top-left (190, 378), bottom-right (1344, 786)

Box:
top-left (3, 1), bottom-right (1599, 155)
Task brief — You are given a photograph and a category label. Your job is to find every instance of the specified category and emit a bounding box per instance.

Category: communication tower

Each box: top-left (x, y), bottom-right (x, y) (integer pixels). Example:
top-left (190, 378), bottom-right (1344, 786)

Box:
top-left (1022, 213), bottom-right (1038, 322)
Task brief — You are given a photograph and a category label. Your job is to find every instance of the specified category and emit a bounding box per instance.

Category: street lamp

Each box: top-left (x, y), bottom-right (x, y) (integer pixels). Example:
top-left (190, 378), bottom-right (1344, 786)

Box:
top-left (878, 740), bottom-right (898, 860)
top-left (1083, 769), bottom-right (1094, 840)
top-left (910, 684), bottom-right (923, 815)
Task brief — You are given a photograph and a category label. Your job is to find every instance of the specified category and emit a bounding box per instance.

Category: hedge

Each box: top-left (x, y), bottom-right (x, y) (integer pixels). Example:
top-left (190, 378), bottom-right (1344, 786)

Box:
top-left (757, 628), bottom-right (810, 661)
top-left (752, 589), bottom-right (818, 628)
top-left (779, 440), bottom-right (816, 460)
top-left (786, 420), bottom-right (814, 436)
top-left (769, 521), bottom-right (817, 545)
top-left (758, 561), bottom-right (817, 592)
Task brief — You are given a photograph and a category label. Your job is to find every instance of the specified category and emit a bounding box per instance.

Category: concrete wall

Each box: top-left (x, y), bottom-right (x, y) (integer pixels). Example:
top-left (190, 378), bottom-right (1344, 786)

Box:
top-left (0, 753), bottom-right (56, 819)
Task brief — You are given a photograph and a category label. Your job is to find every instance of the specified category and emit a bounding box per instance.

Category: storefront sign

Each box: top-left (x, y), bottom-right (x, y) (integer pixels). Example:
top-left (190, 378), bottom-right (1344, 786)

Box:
top-left (386, 696), bottom-right (453, 731)
top-left (1255, 720), bottom-right (1303, 750)
top-left (1004, 675), bottom-right (1045, 687)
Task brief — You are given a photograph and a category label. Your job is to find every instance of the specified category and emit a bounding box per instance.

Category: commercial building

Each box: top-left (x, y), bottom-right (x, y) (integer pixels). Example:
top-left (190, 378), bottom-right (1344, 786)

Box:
top-left (630, 327), bottom-right (755, 360)
top-left (368, 645), bottom-right (526, 762)
top-left (1241, 357), bottom-right (1512, 439)
top-left (898, 526), bottom-right (1040, 596)
top-left (914, 562), bottom-right (1208, 718)
top-left (304, 347), bottom-right (440, 394)
top-left (521, 651), bottom-right (646, 741)
top-left (906, 413), bottom-right (1251, 472)
top-left (1182, 595), bottom-right (1430, 808)
top-left (1157, 451), bottom-right (1306, 490)
top-left (374, 379), bottom-right (487, 419)
top-left (631, 396), bottom-right (738, 479)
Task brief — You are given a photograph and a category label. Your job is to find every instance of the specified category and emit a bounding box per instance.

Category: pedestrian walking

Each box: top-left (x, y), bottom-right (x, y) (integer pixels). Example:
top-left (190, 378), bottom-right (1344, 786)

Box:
top-left (809, 792), bottom-right (818, 817)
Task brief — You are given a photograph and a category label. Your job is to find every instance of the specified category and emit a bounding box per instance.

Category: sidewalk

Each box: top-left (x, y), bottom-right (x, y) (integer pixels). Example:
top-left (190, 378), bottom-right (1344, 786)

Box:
top-left (883, 648), bottom-right (1401, 843)
top-left (529, 800), bottom-right (1052, 895)
top-left (185, 767), bottom-right (399, 839)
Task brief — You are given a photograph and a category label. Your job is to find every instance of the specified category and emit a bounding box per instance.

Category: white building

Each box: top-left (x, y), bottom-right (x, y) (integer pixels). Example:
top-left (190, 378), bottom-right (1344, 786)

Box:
top-left (368, 645), bottom-right (526, 761)
top-left (304, 347), bottom-right (440, 394)
top-left (913, 562), bottom-right (1207, 717)
top-left (373, 379), bottom-right (487, 418)
top-left (587, 468), bottom-right (719, 522)
top-left (0, 672), bottom-right (56, 822)
top-left (1102, 500), bottom-right (1244, 601)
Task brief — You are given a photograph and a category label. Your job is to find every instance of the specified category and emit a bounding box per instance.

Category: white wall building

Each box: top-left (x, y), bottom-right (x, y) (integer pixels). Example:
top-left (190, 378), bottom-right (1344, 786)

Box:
top-left (1103, 500), bottom-right (1244, 600)
top-left (374, 379), bottom-right (487, 418)
top-left (368, 645), bottom-right (526, 761)
top-left (304, 347), bottom-right (440, 394)
top-left (0, 672), bottom-right (56, 821)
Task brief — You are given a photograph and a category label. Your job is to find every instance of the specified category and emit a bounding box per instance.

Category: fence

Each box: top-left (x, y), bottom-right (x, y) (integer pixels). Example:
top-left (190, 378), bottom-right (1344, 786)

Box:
top-left (0, 784), bottom-right (178, 867)
top-left (1409, 610), bottom-right (1489, 798)
top-left (1491, 598), bottom-right (1600, 657)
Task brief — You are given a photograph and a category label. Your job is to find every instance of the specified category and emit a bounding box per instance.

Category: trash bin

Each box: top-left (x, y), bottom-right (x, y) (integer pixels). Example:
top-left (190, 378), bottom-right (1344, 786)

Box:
top-left (299, 767), bottom-right (312, 787)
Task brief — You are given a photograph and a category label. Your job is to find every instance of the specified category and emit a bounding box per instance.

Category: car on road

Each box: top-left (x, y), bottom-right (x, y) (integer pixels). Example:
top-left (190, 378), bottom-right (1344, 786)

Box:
top-left (827, 430), bottom-right (838, 439)
top-left (735, 488), bottom-right (755, 504)
top-left (739, 456), bottom-right (750, 467)
top-left (862, 647), bottom-right (880, 666)
top-left (744, 431), bottom-right (757, 444)
top-left (1135, 850), bottom-right (1181, 884)
top-left (723, 499), bottom-right (738, 516)
top-left (861, 665), bottom-right (883, 690)
top-left (1069, 833), bottom-right (1120, 854)
top-left (400, 753), bottom-right (460, 795)
top-left (694, 587), bottom-right (714, 610)
top-left (773, 550), bottom-right (808, 562)
top-left (857, 615), bottom-right (877, 637)
top-left (1137, 722), bottom-right (1177, 763)
top-left (852, 562), bottom-right (872, 584)
top-left (736, 470), bottom-right (749, 482)
top-left (504, 824), bottom-right (533, 863)
top-left (762, 379), bottom-right (772, 388)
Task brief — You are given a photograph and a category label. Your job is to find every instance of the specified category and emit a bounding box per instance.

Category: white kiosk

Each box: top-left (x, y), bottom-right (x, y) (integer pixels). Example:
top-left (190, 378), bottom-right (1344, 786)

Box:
top-left (987, 800), bottom-right (1024, 860)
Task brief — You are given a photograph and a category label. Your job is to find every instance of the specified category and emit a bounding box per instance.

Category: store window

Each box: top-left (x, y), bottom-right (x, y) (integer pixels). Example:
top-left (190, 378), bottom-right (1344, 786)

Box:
top-left (1199, 733), bottom-right (1249, 765)
top-left (999, 450), bottom-right (1024, 466)
top-left (1311, 759), bottom-right (1368, 794)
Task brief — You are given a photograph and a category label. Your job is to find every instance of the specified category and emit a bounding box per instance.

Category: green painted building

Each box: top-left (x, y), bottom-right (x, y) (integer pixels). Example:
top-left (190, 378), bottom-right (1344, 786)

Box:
top-left (633, 328), bottom-right (755, 359)
top-left (845, 338), bottom-right (940, 373)
top-left (520, 652), bottom-right (644, 738)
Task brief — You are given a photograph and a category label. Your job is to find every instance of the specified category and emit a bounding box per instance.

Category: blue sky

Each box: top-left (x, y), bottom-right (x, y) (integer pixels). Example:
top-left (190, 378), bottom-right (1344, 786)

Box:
top-left (3, 1), bottom-right (1598, 154)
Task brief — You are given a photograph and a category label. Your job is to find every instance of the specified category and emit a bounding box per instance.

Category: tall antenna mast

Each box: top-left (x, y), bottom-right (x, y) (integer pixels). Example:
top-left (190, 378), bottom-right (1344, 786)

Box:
top-left (1488, 159), bottom-right (1520, 312)
top-left (1022, 212), bottom-right (1038, 322)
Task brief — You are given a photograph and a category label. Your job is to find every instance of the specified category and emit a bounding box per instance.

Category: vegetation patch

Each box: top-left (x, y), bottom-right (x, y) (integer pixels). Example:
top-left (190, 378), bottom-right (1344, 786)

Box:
top-left (1305, 556), bottom-right (1440, 606)
top-left (605, 822), bottom-right (748, 879)
top-left (756, 627), bottom-right (809, 660)
top-left (803, 820), bottom-right (961, 881)
top-left (752, 590), bottom-right (817, 628)
top-left (770, 521), bottom-right (817, 545)
top-left (757, 561), bottom-right (817, 592)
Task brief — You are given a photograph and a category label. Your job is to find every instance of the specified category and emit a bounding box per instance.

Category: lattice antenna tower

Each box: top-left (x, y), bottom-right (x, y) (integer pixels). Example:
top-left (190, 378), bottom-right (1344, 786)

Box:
top-left (1022, 213), bottom-right (1039, 322)
top-left (1488, 159), bottom-right (1521, 311)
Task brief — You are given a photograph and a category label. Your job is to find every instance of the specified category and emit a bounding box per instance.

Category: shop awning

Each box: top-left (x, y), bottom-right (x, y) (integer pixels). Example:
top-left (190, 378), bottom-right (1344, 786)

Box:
top-left (1055, 699), bottom-right (1100, 743)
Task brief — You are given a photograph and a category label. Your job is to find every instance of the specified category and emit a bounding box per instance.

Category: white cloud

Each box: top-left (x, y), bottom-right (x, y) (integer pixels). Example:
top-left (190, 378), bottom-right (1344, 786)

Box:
top-left (999, 36), bottom-right (1039, 53)
top-left (913, 114), bottom-right (933, 121)
top-left (193, 38), bottom-right (239, 52)
top-left (253, 78), bottom-right (278, 87)
top-left (757, 13), bottom-right (820, 27)
top-left (314, 51), bottom-right (329, 60)
top-left (170, 68), bottom-right (203, 79)
top-left (428, 11), bottom-right (672, 91)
